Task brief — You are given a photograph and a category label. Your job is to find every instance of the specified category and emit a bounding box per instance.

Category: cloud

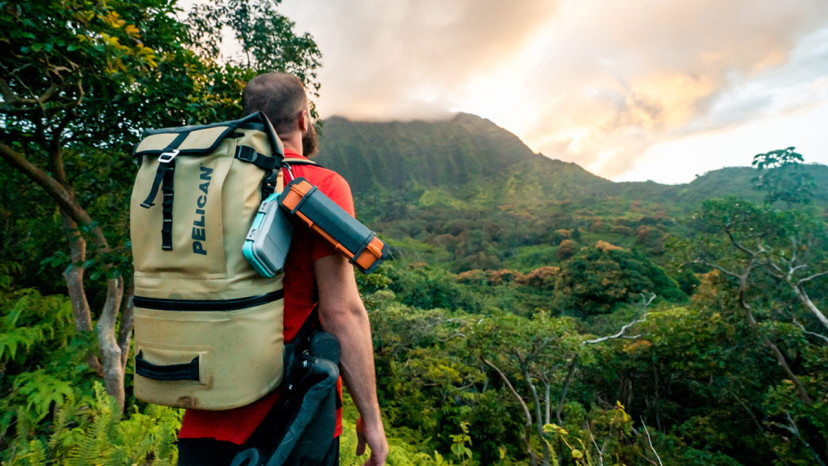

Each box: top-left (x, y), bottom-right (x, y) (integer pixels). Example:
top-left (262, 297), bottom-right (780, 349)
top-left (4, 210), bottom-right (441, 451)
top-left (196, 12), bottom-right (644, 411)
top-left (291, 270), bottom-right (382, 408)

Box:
top-left (278, 0), bottom-right (828, 180)
top-left (281, 0), bottom-right (557, 120)
top-left (511, 0), bottom-right (828, 178)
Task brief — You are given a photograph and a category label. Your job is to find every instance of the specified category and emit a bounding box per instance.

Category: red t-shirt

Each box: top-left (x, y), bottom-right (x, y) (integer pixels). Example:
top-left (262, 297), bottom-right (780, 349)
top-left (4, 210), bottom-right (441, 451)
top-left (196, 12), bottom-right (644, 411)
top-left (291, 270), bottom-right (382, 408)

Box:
top-left (178, 149), bottom-right (352, 444)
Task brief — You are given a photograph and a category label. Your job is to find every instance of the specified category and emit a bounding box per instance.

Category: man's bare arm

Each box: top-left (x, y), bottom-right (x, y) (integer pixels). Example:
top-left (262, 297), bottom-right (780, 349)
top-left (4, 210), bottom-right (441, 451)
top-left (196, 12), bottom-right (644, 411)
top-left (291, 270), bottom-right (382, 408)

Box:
top-left (314, 254), bottom-right (388, 465)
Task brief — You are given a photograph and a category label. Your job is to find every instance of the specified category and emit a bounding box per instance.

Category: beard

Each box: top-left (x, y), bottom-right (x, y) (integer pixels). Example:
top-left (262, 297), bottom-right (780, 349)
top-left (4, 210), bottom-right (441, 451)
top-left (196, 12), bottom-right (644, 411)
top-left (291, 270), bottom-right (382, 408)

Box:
top-left (302, 123), bottom-right (319, 157)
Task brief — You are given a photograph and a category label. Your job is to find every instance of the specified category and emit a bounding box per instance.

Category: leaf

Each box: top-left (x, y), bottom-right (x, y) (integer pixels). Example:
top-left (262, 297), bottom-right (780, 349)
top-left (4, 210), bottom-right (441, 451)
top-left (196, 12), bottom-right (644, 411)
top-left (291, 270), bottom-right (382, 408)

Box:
top-left (124, 24), bottom-right (140, 38)
top-left (544, 423), bottom-right (568, 435)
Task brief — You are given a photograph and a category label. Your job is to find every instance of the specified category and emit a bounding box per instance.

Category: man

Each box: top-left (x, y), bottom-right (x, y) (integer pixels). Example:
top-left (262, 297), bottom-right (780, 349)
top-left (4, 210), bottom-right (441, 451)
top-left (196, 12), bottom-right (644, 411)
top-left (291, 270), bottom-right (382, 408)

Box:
top-left (177, 72), bottom-right (389, 465)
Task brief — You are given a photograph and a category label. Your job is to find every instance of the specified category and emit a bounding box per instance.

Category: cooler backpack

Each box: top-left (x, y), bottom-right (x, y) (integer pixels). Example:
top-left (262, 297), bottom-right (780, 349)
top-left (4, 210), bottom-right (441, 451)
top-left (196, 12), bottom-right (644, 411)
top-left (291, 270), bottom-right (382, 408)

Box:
top-left (129, 112), bottom-right (291, 410)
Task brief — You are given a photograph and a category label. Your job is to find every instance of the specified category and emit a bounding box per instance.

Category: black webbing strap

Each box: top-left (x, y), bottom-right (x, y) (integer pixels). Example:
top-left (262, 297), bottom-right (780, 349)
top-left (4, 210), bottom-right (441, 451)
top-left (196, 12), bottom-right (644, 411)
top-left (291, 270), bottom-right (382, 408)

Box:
top-left (160, 160), bottom-right (175, 250)
top-left (140, 131), bottom-right (189, 208)
top-left (140, 158), bottom-right (172, 208)
top-left (135, 351), bottom-right (200, 381)
top-left (293, 305), bottom-right (321, 348)
top-left (139, 132), bottom-right (188, 251)
top-left (235, 145), bottom-right (285, 200)
top-left (235, 145), bottom-right (278, 170)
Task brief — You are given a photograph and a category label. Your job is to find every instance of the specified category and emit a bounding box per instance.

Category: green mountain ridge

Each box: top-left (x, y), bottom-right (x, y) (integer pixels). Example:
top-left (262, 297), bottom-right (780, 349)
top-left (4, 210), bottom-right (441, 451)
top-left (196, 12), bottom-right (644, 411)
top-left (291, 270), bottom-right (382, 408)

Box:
top-left (316, 112), bottom-right (828, 211)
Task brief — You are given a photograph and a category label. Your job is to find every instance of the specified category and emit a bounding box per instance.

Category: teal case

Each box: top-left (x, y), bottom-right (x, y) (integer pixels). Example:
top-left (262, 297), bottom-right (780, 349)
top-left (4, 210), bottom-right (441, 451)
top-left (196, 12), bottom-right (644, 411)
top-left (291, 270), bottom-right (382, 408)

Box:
top-left (243, 192), bottom-right (294, 277)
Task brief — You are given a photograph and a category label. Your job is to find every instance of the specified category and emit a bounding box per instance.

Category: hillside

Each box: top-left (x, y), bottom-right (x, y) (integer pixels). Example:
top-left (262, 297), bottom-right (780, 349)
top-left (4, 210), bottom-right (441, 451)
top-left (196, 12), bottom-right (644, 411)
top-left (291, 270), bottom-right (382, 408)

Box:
top-left (316, 113), bottom-right (828, 213)
top-left (316, 113), bottom-right (612, 209)
top-left (313, 112), bottom-right (828, 277)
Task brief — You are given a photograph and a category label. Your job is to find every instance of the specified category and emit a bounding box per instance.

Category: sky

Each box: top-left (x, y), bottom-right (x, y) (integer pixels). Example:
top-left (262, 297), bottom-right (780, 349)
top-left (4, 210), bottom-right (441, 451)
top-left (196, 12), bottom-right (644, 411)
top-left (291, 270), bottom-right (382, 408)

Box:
top-left (266, 0), bottom-right (828, 184)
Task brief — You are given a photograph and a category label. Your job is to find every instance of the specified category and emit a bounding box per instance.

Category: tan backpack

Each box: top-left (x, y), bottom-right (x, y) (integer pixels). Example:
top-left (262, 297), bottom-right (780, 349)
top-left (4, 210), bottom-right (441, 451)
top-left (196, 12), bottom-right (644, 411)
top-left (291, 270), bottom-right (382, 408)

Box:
top-left (130, 112), bottom-right (288, 410)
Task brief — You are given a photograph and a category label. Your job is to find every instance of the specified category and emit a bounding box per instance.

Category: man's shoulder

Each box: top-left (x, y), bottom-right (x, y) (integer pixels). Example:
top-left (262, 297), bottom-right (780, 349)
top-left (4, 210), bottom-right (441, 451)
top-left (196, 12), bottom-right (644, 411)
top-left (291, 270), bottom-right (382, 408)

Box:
top-left (292, 163), bottom-right (350, 192)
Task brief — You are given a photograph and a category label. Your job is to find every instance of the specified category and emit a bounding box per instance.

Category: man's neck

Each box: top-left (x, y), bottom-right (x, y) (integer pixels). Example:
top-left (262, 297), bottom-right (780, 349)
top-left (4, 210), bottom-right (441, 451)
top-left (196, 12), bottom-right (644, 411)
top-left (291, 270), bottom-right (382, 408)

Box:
top-left (279, 132), bottom-right (303, 155)
top-left (284, 147), bottom-right (304, 158)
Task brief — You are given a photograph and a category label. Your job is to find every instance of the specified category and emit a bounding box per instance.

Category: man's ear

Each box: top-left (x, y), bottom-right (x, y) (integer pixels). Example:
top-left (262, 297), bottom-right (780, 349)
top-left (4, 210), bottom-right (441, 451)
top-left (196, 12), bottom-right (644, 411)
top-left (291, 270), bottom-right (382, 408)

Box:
top-left (297, 109), bottom-right (309, 133)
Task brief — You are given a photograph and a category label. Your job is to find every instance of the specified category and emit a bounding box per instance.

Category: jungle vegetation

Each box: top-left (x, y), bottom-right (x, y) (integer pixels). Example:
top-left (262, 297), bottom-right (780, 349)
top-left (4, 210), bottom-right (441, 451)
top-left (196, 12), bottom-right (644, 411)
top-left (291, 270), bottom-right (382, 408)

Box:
top-left (1, 1), bottom-right (826, 464)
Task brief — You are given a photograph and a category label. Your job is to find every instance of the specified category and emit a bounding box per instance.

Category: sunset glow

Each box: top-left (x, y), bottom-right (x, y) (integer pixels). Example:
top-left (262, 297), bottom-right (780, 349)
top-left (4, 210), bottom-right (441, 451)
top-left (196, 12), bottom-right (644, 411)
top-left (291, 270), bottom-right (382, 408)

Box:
top-left (276, 0), bottom-right (828, 183)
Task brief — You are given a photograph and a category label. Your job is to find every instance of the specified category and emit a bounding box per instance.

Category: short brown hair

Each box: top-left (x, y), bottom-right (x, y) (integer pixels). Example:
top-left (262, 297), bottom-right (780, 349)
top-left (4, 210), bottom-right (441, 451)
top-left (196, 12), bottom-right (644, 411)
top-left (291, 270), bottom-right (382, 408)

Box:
top-left (242, 72), bottom-right (307, 135)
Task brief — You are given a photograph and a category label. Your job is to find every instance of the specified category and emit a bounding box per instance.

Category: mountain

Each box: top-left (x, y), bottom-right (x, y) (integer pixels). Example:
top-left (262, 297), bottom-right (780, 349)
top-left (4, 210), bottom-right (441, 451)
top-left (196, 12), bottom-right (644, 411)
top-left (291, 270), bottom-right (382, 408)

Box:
top-left (315, 114), bottom-right (613, 213)
top-left (315, 113), bottom-right (828, 215)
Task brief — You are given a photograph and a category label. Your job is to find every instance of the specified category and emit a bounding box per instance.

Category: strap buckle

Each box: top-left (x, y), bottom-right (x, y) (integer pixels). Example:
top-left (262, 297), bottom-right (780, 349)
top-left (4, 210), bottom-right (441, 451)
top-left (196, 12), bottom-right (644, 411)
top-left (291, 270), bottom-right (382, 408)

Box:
top-left (158, 149), bottom-right (180, 164)
top-left (236, 146), bottom-right (258, 163)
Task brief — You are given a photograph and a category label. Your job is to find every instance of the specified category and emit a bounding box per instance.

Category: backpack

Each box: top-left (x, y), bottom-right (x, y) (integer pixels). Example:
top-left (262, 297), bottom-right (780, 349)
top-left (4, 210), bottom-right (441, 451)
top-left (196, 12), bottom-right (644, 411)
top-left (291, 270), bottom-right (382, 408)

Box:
top-left (129, 112), bottom-right (292, 410)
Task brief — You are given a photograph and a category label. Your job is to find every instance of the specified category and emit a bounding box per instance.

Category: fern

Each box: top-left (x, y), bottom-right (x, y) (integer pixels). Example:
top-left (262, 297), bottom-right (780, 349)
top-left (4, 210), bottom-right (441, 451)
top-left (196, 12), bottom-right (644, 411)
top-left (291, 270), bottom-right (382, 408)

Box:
top-left (12, 370), bottom-right (74, 423)
top-left (9, 438), bottom-right (48, 466)
top-left (152, 407), bottom-right (180, 465)
top-left (46, 393), bottom-right (74, 458)
top-left (65, 384), bottom-right (119, 466)
top-left (0, 326), bottom-right (46, 363)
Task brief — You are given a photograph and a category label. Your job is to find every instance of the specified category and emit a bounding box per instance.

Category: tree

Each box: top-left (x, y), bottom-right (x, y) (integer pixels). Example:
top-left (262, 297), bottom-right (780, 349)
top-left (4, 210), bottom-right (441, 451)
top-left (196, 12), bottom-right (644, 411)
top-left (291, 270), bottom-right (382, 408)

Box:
top-left (554, 244), bottom-right (683, 315)
top-left (752, 147), bottom-right (816, 208)
top-left (474, 311), bottom-right (583, 465)
top-left (0, 0), bottom-right (321, 409)
top-left (679, 198), bottom-right (827, 404)
top-left (185, 0), bottom-right (322, 117)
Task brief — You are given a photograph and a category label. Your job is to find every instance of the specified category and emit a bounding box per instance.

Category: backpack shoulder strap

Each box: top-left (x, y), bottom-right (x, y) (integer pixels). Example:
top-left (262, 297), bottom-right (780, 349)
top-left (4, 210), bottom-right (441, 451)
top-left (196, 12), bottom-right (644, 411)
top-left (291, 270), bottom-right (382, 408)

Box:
top-left (282, 158), bottom-right (320, 167)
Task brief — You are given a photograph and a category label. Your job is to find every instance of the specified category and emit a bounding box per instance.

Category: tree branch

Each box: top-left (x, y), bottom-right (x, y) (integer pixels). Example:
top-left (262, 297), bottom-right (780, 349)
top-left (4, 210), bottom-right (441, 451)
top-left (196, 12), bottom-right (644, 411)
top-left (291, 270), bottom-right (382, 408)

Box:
top-left (769, 412), bottom-right (826, 466)
top-left (640, 417), bottom-right (663, 466)
top-left (723, 222), bottom-right (758, 258)
top-left (792, 318), bottom-right (828, 344)
top-left (0, 78), bottom-right (60, 112)
top-left (483, 358), bottom-right (537, 465)
top-left (0, 78), bottom-right (22, 104)
top-left (693, 260), bottom-right (742, 280)
top-left (0, 143), bottom-right (108, 250)
top-left (798, 270), bottom-right (828, 285)
top-left (736, 259), bottom-right (813, 404)
top-left (523, 364), bottom-right (550, 464)
top-left (60, 213), bottom-right (92, 333)
top-left (791, 285), bottom-right (828, 332)
top-left (582, 293), bottom-right (654, 345)
top-left (557, 355), bottom-right (578, 425)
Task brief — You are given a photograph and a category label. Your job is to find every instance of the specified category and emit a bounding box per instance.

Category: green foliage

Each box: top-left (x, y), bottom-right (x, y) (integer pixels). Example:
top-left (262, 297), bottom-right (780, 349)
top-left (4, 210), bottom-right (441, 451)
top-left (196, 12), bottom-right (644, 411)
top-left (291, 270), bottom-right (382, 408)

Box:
top-left (0, 285), bottom-right (179, 465)
top-left (752, 147), bottom-right (816, 207)
top-left (4, 383), bottom-right (180, 465)
top-left (679, 197), bottom-right (827, 325)
top-left (0, 288), bottom-right (84, 440)
top-left (543, 402), bottom-right (636, 466)
top-left (449, 422), bottom-right (473, 464)
top-left (184, 0), bottom-right (321, 109)
top-left (387, 265), bottom-right (478, 311)
top-left (555, 245), bottom-right (684, 315)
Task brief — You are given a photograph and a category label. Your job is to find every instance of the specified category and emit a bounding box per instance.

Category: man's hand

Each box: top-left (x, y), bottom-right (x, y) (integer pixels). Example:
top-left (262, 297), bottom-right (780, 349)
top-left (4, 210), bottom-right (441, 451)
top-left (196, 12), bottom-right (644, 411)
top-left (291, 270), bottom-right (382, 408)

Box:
top-left (356, 416), bottom-right (389, 465)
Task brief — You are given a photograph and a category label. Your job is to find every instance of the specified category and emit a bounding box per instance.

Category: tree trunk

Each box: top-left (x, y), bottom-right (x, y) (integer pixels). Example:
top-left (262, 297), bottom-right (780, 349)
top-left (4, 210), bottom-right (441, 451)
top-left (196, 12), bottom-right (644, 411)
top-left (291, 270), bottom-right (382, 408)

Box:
top-left (118, 279), bottom-right (135, 371)
top-left (557, 356), bottom-right (578, 425)
top-left (523, 365), bottom-right (551, 464)
top-left (61, 213), bottom-right (93, 333)
top-left (97, 276), bottom-right (126, 411)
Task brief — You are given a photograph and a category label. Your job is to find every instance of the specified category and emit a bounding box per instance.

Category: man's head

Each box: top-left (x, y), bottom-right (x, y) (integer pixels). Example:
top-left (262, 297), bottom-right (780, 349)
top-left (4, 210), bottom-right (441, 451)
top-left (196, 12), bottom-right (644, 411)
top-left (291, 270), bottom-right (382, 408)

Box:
top-left (242, 72), bottom-right (318, 156)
